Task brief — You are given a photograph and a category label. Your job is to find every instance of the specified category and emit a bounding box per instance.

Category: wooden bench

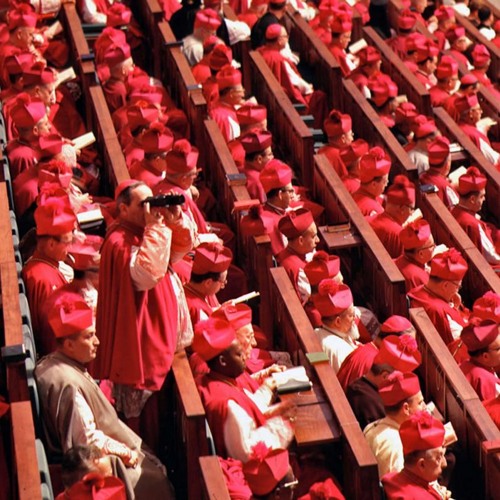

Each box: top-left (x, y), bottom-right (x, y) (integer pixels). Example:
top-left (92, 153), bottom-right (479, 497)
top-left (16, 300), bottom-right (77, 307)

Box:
top-left (158, 21), bottom-right (208, 151)
top-left (410, 307), bottom-right (500, 500)
top-left (342, 78), bottom-right (419, 183)
top-left (433, 107), bottom-right (500, 224)
top-left (270, 267), bottom-right (380, 500)
top-left (362, 26), bottom-right (432, 116)
top-left (388, 0), bottom-right (436, 40)
top-left (88, 86), bottom-right (130, 194)
top-left (313, 154), bottom-right (408, 319)
top-left (199, 456), bottom-right (231, 500)
top-left (0, 182), bottom-right (42, 499)
top-left (285, 6), bottom-right (343, 110)
top-left (170, 350), bottom-right (209, 500)
top-left (248, 50), bottom-right (315, 188)
top-left (419, 192), bottom-right (500, 304)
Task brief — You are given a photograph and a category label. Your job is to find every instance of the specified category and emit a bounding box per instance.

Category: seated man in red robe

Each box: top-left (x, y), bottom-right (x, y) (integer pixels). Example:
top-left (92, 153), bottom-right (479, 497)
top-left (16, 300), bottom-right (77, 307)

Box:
top-left (370, 175), bottom-right (416, 258)
top-left (413, 40), bottom-right (439, 90)
top-left (429, 56), bottom-right (459, 108)
top-left (276, 208), bottom-right (319, 304)
top-left (452, 167), bottom-right (500, 267)
top-left (22, 194), bottom-right (76, 353)
top-left (408, 248), bottom-right (470, 356)
top-left (328, 13), bottom-right (354, 77)
top-left (420, 137), bottom-right (459, 209)
top-left (446, 25), bottom-right (472, 69)
top-left (382, 412), bottom-right (450, 500)
top-left (443, 74), bottom-right (479, 123)
top-left (394, 219), bottom-right (434, 291)
top-left (405, 115), bottom-right (439, 175)
top-left (349, 46), bottom-right (382, 98)
top-left (93, 180), bottom-right (195, 451)
top-left (471, 45), bottom-right (500, 98)
top-left (352, 146), bottom-right (391, 218)
top-left (367, 74), bottom-right (399, 128)
top-left (317, 110), bottom-right (352, 178)
top-left (433, 6), bottom-right (455, 50)
top-left (184, 242), bottom-right (232, 327)
top-left (193, 318), bottom-right (294, 461)
top-left (459, 320), bottom-right (500, 401)
top-left (387, 10), bottom-right (418, 59)
top-left (340, 139), bottom-right (369, 193)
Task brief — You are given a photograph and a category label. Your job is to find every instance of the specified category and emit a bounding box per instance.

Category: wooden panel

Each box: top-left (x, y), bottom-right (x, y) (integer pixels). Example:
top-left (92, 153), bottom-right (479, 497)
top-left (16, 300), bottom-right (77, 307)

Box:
top-left (199, 456), bottom-right (231, 500)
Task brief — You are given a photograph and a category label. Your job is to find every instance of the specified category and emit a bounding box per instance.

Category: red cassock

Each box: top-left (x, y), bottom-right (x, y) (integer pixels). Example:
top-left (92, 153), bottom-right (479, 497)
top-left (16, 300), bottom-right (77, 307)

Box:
top-left (394, 254), bottom-right (429, 291)
top-left (49, 88), bottom-right (87, 140)
top-left (369, 212), bottom-right (404, 258)
top-left (352, 190), bottom-right (384, 218)
top-left (192, 58), bottom-right (212, 84)
top-left (460, 359), bottom-right (498, 401)
top-left (22, 251), bottom-right (68, 353)
top-left (276, 247), bottom-right (307, 299)
top-left (13, 167), bottom-right (38, 217)
top-left (429, 86), bottom-right (451, 108)
top-left (93, 221), bottom-right (177, 391)
top-left (386, 36), bottom-right (407, 59)
top-left (448, 49), bottom-right (470, 69)
top-left (243, 165), bottom-right (266, 203)
top-left (419, 171), bottom-right (458, 209)
top-left (102, 79), bottom-right (128, 114)
top-left (329, 45), bottom-right (351, 77)
top-left (407, 285), bottom-right (468, 346)
top-left (414, 71), bottom-right (433, 90)
top-left (209, 102), bottom-right (239, 143)
top-left (433, 30), bottom-right (447, 51)
top-left (316, 145), bottom-right (349, 178)
top-left (197, 372), bottom-right (268, 458)
top-left (184, 286), bottom-right (219, 328)
top-left (382, 469), bottom-right (444, 499)
top-left (337, 342), bottom-right (378, 391)
top-left (458, 122), bottom-right (494, 150)
top-left (129, 160), bottom-right (164, 188)
top-left (262, 205), bottom-right (287, 255)
top-left (5, 139), bottom-right (40, 179)
top-left (483, 397), bottom-right (500, 430)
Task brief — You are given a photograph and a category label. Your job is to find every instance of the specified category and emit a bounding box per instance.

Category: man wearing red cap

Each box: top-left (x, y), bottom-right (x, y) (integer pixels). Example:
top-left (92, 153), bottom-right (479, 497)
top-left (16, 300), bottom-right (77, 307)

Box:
top-left (250, 0), bottom-right (288, 50)
top-left (390, 102), bottom-right (418, 147)
top-left (194, 319), bottom-right (294, 461)
top-left (433, 6), bottom-right (456, 51)
top-left (420, 137), bottom-right (459, 209)
top-left (340, 139), bottom-right (369, 193)
top-left (413, 40), bottom-right (439, 90)
top-left (443, 74), bottom-right (478, 123)
top-left (364, 372), bottom-right (426, 478)
top-left (352, 146), bottom-right (390, 218)
top-left (338, 317), bottom-right (415, 391)
top-left (382, 411), bottom-right (449, 499)
top-left (451, 167), bottom-right (500, 267)
top-left (459, 320), bottom-right (500, 401)
top-left (394, 219), bottom-right (434, 291)
top-left (408, 248), bottom-right (469, 348)
top-left (446, 26), bottom-right (472, 69)
top-left (313, 280), bottom-right (360, 373)
top-left (328, 13), bottom-right (355, 76)
top-left (367, 74), bottom-right (399, 128)
top-left (182, 9), bottom-right (222, 66)
top-left (349, 47), bottom-right (383, 99)
top-left (22, 194), bottom-right (76, 352)
top-left (405, 115), bottom-right (439, 175)
top-left (471, 45), bottom-right (500, 98)
top-left (35, 296), bottom-right (175, 498)
top-left (429, 56), bottom-right (459, 108)
top-left (57, 472), bottom-right (126, 500)
top-left (276, 208), bottom-right (319, 302)
top-left (369, 175), bottom-right (416, 258)
top-left (184, 242), bottom-right (233, 326)
top-left (94, 180), bottom-right (194, 448)
top-left (317, 109), bottom-right (352, 179)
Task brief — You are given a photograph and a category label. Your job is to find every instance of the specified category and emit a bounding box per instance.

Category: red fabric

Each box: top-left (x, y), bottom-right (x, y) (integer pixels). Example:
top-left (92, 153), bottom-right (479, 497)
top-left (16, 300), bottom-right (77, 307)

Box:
top-left (369, 212), bottom-right (404, 258)
top-left (5, 138), bottom-right (40, 179)
top-left (129, 160), bottom-right (164, 188)
top-left (316, 145), bottom-right (348, 178)
top-left (420, 171), bottom-right (458, 208)
top-left (460, 359), bottom-right (498, 401)
top-left (184, 286), bottom-right (219, 328)
top-left (429, 86), bottom-right (451, 108)
top-left (458, 122), bottom-right (492, 150)
top-left (452, 206), bottom-right (498, 255)
top-left (102, 79), bottom-right (128, 114)
top-left (197, 371), bottom-right (268, 457)
top-left (276, 247), bottom-right (307, 299)
top-left (93, 221), bottom-right (177, 391)
top-left (13, 166), bottom-right (38, 216)
top-left (329, 45), bottom-right (351, 77)
top-left (49, 89), bottom-right (87, 140)
top-left (352, 189), bottom-right (384, 218)
top-left (382, 469), bottom-right (443, 499)
top-left (484, 397), bottom-right (500, 430)
top-left (408, 285), bottom-right (468, 346)
top-left (394, 254), bottom-right (429, 291)
top-left (22, 251), bottom-right (68, 354)
top-left (209, 102), bottom-right (239, 142)
top-left (337, 342), bottom-right (378, 391)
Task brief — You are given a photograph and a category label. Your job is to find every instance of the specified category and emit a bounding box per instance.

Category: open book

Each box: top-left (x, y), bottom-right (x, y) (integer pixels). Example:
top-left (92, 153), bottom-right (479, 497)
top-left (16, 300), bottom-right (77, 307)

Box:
top-left (272, 366), bottom-right (312, 395)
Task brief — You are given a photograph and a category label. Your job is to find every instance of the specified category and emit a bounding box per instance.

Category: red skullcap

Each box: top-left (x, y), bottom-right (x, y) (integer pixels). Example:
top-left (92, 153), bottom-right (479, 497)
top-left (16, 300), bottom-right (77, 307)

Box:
top-left (35, 196), bottom-right (76, 236)
top-left (114, 179), bottom-right (141, 200)
top-left (339, 139), bottom-right (369, 166)
top-left (5, 52), bottom-right (36, 77)
top-left (192, 318), bottom-right (236, 361)
top-left (208, 44), bottom-right (233, 71)
top-left (236, 104), bottom-right (267, 125)
top-left (399, 411), bottom-right (445, 455)
top-left (430, 247), bottom-right (468, 280)
top-left (259, 159), bottom-right (293, 193)
top-left (399, 219), bottom-right (432, 250)
top-left (386, 175), bottom-right (415, 206)
top-left (137, 122), bottom-right (174, 154)
top-left (126, 103), bottom-right (161, 131)
top-left (367, 74), bottom-right (398, 107)
top-left (405, 33), bottom-right (426, 53)
top-left (192, 242), bottom-right (233, 274)
top-left (457, 166), bottom-right (487, 196)
top-left (166, 139), bottom-right (199, 174)
top-left (195, 8), bottom-right (222, 30)
top-left (323, 110), bottom-right (352, 138)
top-left (461, 319), bottom-right (499, 352)
top-left (446, 25), bottom-right (466, 44)
top-left (374, 334), bottom-right (422, 372)
top-left (359, 146), bottom-right (391, 183)
top-left (106, 3), bottom-right (132, 27)
top-left (411, 114), bottom-right (437, 139)
top-left (398, 10), bottom-right (417, 30)
top-left (460, 74), bottom-right (478, 87)
top-left (435, 6), bottom-right (455, 22)
top-left (415, 39), bottom-right (439, 63)
top-left (471, 44), bottom-right (490, 67)
top-left (265, 23), bottom-right (283, 40)
top-left (395, 102), bottom-right (418, 125)
top-left (240, 130), bottom-right (273, 154)
top-left (68, 234), bottom-right (103, 271)
top-left (330, 13), bottom-right (352, 34)
top-left (48, 296), bottom-right (94, 338)
top-left (435, 55), bottom-right (458, 79)
top-left (427, 136), bottom-right (450, 166)
top-left (278, 208), bottom-right (314, 239)
top-left (8, 4), bottom-right (37, 30)
top-left (216, 64), bottom-right (242, 90)
top-left (212, 303), bottom-right (252, 330)
top-left (313, 280), bottom-right (353, 317)
top-left (10, 93), bottom-right (46, 128)
top-left (358, 46), bottom-right (381, 66)
top-left (379, 371), bottom-right (421, 406)
top-left (380, 315), bottom-right (413, 334)
top-left (454, 93), bottom-right (479, 115)
top-left (472, 292), bottom-right (500, 323)
top-left (304, 251), bottom-right (341, 285)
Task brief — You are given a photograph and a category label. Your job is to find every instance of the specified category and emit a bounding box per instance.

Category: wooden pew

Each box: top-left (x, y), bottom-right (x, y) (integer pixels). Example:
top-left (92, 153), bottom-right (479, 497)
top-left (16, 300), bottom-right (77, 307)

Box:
top-left (170, 350), bottom-right (209, 500)
top-left (199, 456), bottom-right (231, 500)
top-left (341, 78), bottom-right (419, 182)
top-left (455, 13), bottom-right (499, 83)
top-left (88, 86), bottom-right (130, 193)
top-left (433, 107), bottom-right (500, 224)
top-left (388, 0), bottom-right (436, 40)
top-left (419, 192), bottom-right (500, 303)
top-left (285, 6), bottom-right (343, 110)
top-left (362, 26), bottom-right (432, 116)
top-left (158, 21), bottom-right (208, 151)
top-left (248, 50), bottom-right (315, 187)
top-left (0, 182), bottom-right (42, 499)
top-left (270, 267), bottom-right (380, 500)
top-left (482, 441), bottom-right (500, 500)
top-left (410, 307), bottom-right (500, 500)
top-left (313, 154), bottom-right (408, 319)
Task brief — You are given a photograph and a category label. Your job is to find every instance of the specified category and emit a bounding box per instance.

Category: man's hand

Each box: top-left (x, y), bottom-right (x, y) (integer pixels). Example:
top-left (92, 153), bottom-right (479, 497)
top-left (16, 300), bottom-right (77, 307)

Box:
top-left (144, 201), bottom-right (165, 226)
top-left (123, 449), bottom-right (139, 468)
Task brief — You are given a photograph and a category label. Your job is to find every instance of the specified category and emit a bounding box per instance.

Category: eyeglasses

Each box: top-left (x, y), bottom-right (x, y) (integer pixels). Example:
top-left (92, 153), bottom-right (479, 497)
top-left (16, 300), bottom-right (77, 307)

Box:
top-left (280, 188), bottom-right (295, 194)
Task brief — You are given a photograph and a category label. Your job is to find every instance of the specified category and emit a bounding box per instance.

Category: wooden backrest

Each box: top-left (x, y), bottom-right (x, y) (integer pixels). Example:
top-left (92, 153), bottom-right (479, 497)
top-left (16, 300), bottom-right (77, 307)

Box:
top-left (482, 441), bottom-right (500, 500)
top-left (171, 350), bottom-right (209, 500)
top-left (270, 267), bottom-right (380, 500)
top-left (88, 86), bottom-right (130, 193)
top-left (285, 6), bottom-right (342, 110)
top-left (248, 50), bottom-right (315, 188)
top-left (313, 154), bottom-right (408, 318)
top-left (419, 192), bottom-right (500, 302)
top-left (158, 21), bottom-right (207, 150)
top-left (362, 26), bottom-right (432, 116)
top-left (433, 107), bottom-right (500, 223)
top-left (410, 307), bottom-right (500, 499)
top-left (341, 79), bottom-right (418, 182)
top-left (199, 456), bottom-right (231, 500)
top-left (387, 0), bottom-right (436, 39)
